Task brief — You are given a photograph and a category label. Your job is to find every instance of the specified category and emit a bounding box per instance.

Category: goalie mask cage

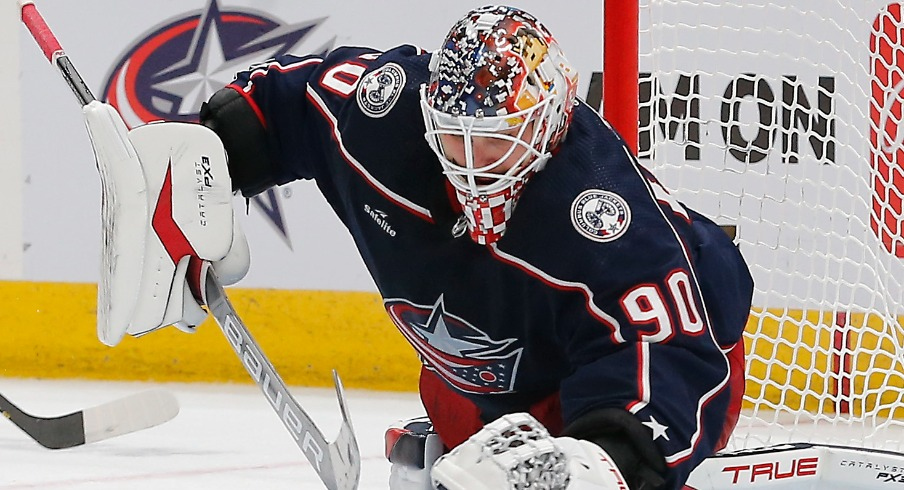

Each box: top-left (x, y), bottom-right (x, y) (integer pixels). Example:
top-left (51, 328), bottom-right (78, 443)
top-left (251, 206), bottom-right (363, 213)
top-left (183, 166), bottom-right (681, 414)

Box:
top-left (605, 1), bottom-right (904, 452)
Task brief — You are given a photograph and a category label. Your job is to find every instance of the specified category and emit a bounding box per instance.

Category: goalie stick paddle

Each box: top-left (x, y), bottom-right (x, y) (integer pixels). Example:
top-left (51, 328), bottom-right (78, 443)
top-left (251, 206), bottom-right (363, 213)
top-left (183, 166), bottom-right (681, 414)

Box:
top-left (0, 390), bottom-right (179, 449)
top-left (20, 2), bottom-right (361, 488)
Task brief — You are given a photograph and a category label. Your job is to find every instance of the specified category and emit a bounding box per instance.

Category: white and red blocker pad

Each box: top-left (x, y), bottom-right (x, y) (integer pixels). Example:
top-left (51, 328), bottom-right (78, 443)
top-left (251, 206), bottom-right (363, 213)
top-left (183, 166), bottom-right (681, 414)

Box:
top-left (686, 443), bottom-right (904, 489)
top-left (83, 101), bottom-right (249, 346)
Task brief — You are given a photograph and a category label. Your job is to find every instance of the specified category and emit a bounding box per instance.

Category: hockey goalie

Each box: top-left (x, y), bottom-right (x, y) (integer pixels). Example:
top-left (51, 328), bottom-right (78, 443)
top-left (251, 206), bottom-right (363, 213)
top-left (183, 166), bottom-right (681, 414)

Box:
top-left (83, 4), bottom-right (754, 489)
top-left (187, 5), bottom-right (751, 488)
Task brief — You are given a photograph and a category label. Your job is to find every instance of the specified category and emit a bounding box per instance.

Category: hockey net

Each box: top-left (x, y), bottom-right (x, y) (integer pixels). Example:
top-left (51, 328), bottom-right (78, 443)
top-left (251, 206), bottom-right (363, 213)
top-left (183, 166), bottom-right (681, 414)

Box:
top-left (627, 1), bottom-right (904, 451)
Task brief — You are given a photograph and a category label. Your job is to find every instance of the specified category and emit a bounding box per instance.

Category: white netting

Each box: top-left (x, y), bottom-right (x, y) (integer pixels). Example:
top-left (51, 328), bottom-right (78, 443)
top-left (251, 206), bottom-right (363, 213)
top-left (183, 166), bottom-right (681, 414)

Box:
top-left (639, 0), bottom-right (904, 451)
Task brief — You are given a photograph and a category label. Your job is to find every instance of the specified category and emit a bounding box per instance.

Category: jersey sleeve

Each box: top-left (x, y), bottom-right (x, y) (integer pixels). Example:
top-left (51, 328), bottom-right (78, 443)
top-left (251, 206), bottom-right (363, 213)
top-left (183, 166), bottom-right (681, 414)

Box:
top-left (222, 44), bottom-right (422, 190)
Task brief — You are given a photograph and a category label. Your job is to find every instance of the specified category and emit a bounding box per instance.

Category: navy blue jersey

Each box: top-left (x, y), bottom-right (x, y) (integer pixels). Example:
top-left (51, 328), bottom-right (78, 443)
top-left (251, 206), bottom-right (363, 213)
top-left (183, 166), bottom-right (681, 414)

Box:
top-left (223, 44), bottom-right (754, 486)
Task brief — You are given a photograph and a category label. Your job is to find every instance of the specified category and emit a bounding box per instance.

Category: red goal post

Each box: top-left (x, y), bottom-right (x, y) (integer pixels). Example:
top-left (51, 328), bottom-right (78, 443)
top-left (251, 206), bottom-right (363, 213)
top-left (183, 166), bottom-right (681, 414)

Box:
top-left (604, 0), bottom-right (904, 453)
top-left (603, 0), bottom-right (639, 154)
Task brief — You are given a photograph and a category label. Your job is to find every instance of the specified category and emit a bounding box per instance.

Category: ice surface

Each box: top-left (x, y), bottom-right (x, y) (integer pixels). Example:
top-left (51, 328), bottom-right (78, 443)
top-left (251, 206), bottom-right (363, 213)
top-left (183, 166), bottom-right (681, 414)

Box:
top-left (0, 378), bottom-right (423, 489)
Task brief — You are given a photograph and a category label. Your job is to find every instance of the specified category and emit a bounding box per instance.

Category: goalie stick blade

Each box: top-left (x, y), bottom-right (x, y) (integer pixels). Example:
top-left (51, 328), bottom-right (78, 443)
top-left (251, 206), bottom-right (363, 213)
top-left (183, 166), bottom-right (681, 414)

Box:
top-left (0, 389), bottom-right (179, 450)
top-left (328, 370), bottom-right (362, 489)
top-left (81, 389), bottom-right (179, 445)
top-left (204, 269), bottom-right (361, 490)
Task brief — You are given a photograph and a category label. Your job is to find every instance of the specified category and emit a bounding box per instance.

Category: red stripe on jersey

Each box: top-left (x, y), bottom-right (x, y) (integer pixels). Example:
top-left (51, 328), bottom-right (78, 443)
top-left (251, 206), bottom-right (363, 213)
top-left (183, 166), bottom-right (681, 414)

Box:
top-left (226, 59), bottom-right (323, 128)
top-left (626, 342), bottom-right (650, 413)
top-left (714, 340), bottom-right (745, 452)
top-left (665, 362), bottom-right (732, 467)
top-left (305, 88), bottom-right (435, 223)
top-left (236, 58), bottom-right (321, 95)
top-left (487, 244), bottom-right (623, 341)
top-left (225, 84), bottom-right (267, 129)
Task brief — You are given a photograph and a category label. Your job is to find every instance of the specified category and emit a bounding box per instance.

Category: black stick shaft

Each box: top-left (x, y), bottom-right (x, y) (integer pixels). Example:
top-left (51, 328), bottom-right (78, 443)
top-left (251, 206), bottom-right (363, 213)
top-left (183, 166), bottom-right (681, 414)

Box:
top-left (0, 393), bottom-right (86, 449)
top-left (56, 55), bottom-right (96, 106)
top-left (21, 1), bottom-right (96, 106)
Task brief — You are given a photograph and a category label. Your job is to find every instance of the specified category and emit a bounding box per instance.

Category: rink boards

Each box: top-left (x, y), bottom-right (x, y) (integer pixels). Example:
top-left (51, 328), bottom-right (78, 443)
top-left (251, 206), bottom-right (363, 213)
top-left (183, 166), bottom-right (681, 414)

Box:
top-left (6, 279), bottom-right (904, 422)
top-left (0, 281), bottom-right (420, 391)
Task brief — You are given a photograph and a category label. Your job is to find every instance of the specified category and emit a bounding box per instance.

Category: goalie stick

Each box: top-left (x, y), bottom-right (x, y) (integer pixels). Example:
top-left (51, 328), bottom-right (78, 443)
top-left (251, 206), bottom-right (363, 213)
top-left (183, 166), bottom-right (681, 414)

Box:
top-left (19, 2), bottom-right (361, 489)
top-left (0, 390), bottom-right (179, 450)
top-left (204, 270), bottom-right (360, 490)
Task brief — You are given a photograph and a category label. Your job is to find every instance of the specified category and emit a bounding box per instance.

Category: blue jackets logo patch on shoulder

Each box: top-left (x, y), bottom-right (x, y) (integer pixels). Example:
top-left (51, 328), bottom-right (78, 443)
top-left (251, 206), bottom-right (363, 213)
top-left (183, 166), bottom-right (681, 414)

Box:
top-left (357, 63), bottom-right (406, 118)
top-left (571, 189), bottom-right (631, 242)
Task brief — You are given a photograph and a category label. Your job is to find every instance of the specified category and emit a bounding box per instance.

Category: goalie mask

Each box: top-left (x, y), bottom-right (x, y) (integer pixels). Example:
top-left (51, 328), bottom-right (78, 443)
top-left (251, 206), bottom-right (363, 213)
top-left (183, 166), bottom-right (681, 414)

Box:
top-left (421, 5), bottom-right (578, 245)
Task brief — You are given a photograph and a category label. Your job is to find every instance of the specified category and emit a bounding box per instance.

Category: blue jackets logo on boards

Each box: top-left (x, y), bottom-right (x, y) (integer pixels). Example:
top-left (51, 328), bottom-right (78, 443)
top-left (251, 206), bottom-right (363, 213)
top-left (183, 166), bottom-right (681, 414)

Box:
top-left (101, 0), bottom-right (335, 249)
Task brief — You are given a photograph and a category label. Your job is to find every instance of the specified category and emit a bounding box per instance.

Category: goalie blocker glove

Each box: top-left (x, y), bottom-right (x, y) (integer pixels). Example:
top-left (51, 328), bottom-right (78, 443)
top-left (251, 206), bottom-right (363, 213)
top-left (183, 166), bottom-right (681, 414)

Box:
top-left (430, 412), bottom-right (631, 490)
top-left (84, 101), bottom-right (250, 346)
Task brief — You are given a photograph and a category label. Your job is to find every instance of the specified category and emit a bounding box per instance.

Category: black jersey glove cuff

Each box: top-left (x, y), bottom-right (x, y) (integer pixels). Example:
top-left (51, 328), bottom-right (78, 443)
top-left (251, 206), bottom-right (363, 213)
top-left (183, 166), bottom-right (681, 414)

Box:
top-left (200, 87), bottom-right (277, 197)
top-left (562, 407), bottom-right (667, 489)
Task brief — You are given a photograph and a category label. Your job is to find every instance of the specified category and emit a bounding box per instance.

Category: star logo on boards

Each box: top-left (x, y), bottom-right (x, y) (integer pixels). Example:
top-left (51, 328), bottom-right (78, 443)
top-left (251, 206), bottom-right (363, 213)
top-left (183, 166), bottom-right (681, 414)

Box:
top-left (100, 0), bottom-right (337, 251)
top-left (102, 0), bottom-right (334, 126)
